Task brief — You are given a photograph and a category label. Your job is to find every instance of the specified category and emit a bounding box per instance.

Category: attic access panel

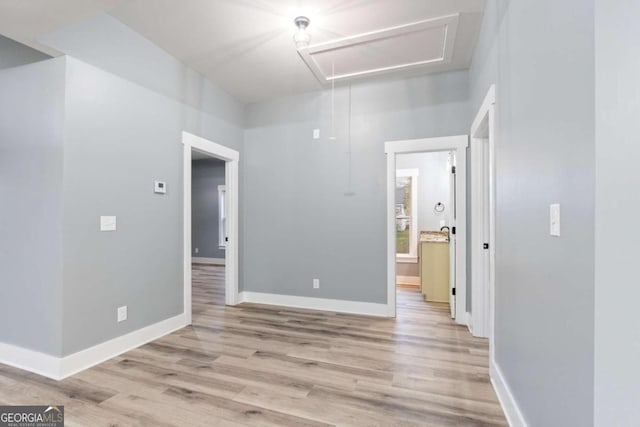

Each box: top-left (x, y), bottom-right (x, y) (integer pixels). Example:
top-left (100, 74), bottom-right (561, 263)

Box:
top-left (298, 14), bottom-right (459, 83)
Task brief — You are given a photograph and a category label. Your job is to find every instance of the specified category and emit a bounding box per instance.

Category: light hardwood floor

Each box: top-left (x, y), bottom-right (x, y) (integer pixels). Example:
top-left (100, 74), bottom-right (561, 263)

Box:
top-left (0, 265), bottom-right (506, 426)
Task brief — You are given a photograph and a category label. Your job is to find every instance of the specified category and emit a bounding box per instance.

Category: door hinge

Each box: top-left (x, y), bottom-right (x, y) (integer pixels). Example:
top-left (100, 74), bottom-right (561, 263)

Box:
top-left (483, 243), bottom-right (489, 250)
top-left (451, 166), bottom-right (456, 174)
top-left (452, 226), bottom-right (456, 235)
top-left (452, 288), bottom-right (456, 296)
top-left (225, 237), bottom-right (229, 242)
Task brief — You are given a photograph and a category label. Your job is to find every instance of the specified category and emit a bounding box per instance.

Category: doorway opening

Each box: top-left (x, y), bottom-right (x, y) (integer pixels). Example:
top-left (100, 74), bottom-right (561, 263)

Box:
top-left (182, 132), bottom-right (239, 325)
top-left (385, 136), bottom-right (468, 323)
top-left (470, 85), bottom-right (496, 342)
top-left (191, 151), bottom-right (226, 311)
top-left (395, 152), bottom-right (455, 316)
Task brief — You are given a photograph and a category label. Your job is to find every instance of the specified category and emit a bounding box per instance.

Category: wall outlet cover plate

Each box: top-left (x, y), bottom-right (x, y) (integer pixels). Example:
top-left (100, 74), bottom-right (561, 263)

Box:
top-left (100, 216), bottom-right (117, 232)
top-left (154, 181), bottom-right (167, 194)
top-left (117, 306), bottom-right (127, 322)
top-left (550, 204), bottom-right (561, 237)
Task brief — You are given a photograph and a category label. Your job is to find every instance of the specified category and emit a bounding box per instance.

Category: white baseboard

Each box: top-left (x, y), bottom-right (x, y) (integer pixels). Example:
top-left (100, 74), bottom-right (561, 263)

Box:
top-left (192, 257), bottom-right (225, 265)
top-left (0, 314), bottom-right (186, 380)
top-left (490, 360), bottom-right (528, 427)
top-left (59, 314), bottom-right (186, 379)
top-left (0, 342), bottom-right (62, 380)
top-left (396, 275), bottom-right (420, 286)
top-left (239, 292), bottom-right (393, 317)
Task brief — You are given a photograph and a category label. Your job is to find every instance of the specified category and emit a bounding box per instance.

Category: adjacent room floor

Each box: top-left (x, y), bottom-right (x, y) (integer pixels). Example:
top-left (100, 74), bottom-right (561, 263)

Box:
top-left (0, 265), bottom-right (506, 426)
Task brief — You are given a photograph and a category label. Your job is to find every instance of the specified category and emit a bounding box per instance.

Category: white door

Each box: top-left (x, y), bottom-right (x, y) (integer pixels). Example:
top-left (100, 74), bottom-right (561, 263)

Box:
top-left (448, 151), bottom-right (457, 319)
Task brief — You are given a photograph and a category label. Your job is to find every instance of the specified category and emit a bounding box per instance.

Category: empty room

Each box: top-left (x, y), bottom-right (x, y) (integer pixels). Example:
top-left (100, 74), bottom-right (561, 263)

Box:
top-left (0, 1), bottom-right (637, 426)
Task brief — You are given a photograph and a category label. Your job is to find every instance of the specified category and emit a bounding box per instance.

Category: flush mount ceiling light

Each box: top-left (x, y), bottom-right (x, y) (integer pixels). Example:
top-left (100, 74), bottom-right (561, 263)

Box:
top-left (293, 16), bottom-right (311, 49)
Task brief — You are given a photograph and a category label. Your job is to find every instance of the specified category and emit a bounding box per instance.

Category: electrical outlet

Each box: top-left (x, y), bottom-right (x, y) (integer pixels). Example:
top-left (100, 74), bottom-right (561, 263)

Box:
top-left (313, 279), bottom-right (320, 289)
top-left (194, 248), bottom-right (199, 254)
top-left (154, 181), bottom-right (167, 194)
top-left (313, 129), bottom-right (320, 140)
top-left (117, 306), bottom-right (127, 322)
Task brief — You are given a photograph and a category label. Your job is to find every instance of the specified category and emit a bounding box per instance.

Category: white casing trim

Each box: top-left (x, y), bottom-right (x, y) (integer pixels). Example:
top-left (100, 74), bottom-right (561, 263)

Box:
top-left (0, 314), bottom-right (186, 380)
top-left (192, 257), bottom-right (226, 265)
top-left (396, 275), bottom-right (420, 286)
top-left (491, 360), bottom-right (528, 427)
top-left (183, 131), bottom-right (241, 322)
top-left (470, 84), bottom-right (496, 339)
top-left (239, 292), bottom-right (394, 317)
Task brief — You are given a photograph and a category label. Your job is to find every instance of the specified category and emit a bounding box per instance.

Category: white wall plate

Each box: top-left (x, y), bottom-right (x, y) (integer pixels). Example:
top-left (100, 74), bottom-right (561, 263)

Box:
top-left (154, 181), bottom-right (167, 194)
top-left (100, 216), bottom-right (117, 232)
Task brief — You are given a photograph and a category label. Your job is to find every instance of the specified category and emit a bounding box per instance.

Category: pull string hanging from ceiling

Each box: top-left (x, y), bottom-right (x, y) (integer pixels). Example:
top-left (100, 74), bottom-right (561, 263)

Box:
top-left (291, 16), bottom-right (352, 195)
top-left (345, 84), bottom-right (354, 197)
top-left (330, 59), bottom-right (336, 141)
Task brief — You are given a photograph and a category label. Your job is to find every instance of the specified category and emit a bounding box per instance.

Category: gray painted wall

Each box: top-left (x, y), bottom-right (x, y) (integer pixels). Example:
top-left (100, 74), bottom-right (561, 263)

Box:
top-left (0, 58), bottom-right (66, 356)
top-left (60, 55), bottom-right (243, 356)
top-left (594, 1), bottom-right (640, 424)
top-left (192, 159), bottom-right (226, 259)
top-left (396, 151), bottom-right (451, 278)
top-left (38, 14), bottom-right (244, 128)
top-left (244, 71), bottom-right (469, 303)
top-left (468, 1), bottom-right (595, 425)
top-left (13, 14), bottom-right (245, 356)
top-left (0, 35), bottom-right (50, 70)
top-left (34, 18), bottom-right (244, 354)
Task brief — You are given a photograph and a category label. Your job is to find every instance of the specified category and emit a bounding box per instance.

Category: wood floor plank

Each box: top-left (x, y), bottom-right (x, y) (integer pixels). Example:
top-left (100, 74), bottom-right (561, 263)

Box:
top-left (0, 264), bottom-right (506, 426)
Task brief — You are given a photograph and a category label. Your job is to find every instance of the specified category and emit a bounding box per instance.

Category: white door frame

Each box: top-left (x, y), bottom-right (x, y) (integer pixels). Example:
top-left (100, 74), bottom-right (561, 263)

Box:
top-left (470, 85), bottom-right (496, 339)
top-left (385, 135), bottom-right (468, 322)
top-left (182, 131), bottom-right (240, 325)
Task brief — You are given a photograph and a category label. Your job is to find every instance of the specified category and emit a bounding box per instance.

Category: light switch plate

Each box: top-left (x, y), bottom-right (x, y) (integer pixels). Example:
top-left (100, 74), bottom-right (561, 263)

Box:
top-left (313, 278), bottom-right (320, 289)
top-left (550, 204), bottom-right (560, 237)
top-left (154, 181), bottom-right (167, 194)
top-left (117, 306), bottom-right (127, 322)
top-left (100, 216), bottom-right (117, 232)
top-left (313, 129), bottom-right (320, 140)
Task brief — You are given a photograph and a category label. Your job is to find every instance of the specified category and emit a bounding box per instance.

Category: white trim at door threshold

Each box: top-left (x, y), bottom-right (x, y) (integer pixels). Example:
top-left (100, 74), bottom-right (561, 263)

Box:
top-left (239, 292), bottom-right (394, 317)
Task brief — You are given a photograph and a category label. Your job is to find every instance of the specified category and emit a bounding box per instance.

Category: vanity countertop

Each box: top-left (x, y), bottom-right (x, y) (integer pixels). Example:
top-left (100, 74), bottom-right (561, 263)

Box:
top-left (420, 231), bottom-right (450, 243)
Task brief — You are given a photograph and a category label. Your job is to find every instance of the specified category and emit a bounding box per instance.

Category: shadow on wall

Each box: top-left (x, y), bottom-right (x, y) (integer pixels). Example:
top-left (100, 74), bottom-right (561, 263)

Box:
top-left (0, 35), bottom-right (51, 70)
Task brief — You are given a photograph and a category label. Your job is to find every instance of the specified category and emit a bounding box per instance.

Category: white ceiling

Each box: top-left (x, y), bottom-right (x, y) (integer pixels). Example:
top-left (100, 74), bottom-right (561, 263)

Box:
top-left (0, 0), bottom-right (485, 103)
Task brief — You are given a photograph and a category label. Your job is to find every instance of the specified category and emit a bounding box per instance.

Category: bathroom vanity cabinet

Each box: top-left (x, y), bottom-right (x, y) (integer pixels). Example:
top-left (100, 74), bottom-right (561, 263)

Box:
top-left (419, 231), bottom-right (450, 303)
